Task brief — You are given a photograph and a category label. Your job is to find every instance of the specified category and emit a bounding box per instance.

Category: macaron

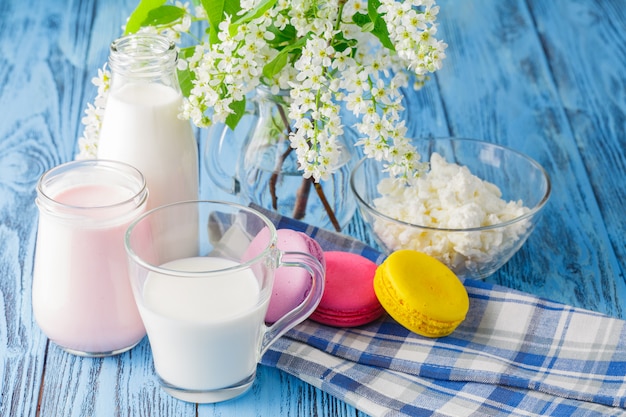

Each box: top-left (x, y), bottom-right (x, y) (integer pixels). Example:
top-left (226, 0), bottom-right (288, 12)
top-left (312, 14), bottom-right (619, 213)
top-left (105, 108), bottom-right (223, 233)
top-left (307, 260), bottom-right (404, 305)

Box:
top-left (374, 249), bottom-right (469, 337)
top-left (242, 228), bottom-right (325, 324)
top-left (309, 251), bottom-right (384, 327)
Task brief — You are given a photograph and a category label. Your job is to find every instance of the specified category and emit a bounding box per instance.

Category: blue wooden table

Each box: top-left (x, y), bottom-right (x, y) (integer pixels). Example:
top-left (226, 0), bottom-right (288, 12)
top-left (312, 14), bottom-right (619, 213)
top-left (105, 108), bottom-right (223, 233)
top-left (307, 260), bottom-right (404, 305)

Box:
top-left (1, 0), bottom-right (624, 415)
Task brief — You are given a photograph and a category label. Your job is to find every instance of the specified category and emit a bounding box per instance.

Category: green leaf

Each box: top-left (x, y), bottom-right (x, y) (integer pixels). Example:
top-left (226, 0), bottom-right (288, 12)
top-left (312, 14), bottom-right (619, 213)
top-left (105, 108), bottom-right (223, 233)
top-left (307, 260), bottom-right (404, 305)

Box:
top-left (263, 52), bottom-right (288, 79)
top-left (352, 8), bottom-right (394, 51)
top-left (178, 45), bottom-right (196, 59)
top-left (124, 0), bottom-right (166, 35)
top-left (226, 98), bottom-right (246, 130)
top-left (231, 0), bottom-right (276, 25)
top-left (371, 16), bottom-right (394, 50)
top-left (223, 0), bottom-right (241, 16)
top-left (368, 0), bottom-right (382, 21)
top-left (361, 21), bottom-right (375, 33)
top-left (177, 68), bottom-right (195, 97)
top-left (352, 12), bottom-right (371, 28)
top-left (267, 23), bottom-right (297, 46)
top-left (142, 5), bottom-right (185, 27)
top-left (332, 32), bottom-right (358, 54)
top-left (366, 0), bottom-right (394, 50)
top-left (228, 0), bottom-right (275, 38)
top-left (262, 35), bottom-right (308, 79)
top-left (202, 0), bottom-right (224, 31)
top-left (202, 0), bottom-right (242, 44)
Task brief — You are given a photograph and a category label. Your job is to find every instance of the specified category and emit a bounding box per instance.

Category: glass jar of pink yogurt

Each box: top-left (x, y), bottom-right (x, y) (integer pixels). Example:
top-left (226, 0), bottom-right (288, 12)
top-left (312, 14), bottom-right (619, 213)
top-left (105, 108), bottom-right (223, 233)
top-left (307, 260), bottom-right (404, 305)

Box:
top-left (32, 159), bottom-right (148, 356)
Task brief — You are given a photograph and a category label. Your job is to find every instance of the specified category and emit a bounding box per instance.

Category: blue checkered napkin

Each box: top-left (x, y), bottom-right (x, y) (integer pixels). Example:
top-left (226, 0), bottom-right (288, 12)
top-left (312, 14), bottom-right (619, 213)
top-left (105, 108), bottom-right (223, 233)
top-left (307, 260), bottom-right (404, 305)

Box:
top-left (252, 206), bottom-right (626, 417)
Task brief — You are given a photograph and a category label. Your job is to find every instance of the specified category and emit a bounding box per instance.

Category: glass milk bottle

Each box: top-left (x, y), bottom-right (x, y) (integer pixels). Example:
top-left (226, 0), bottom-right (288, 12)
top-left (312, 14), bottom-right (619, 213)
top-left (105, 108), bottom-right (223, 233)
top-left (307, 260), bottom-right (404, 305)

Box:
top-left (97, 33), bottom-right (198, 209)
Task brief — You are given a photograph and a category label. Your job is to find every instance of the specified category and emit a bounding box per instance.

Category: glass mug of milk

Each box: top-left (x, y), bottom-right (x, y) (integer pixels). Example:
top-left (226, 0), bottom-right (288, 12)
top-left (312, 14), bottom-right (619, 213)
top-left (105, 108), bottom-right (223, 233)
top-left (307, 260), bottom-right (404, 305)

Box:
top-left (124, 200), bottom-right (325, 403)
top-left (32, 159), bottom-right (148, 356)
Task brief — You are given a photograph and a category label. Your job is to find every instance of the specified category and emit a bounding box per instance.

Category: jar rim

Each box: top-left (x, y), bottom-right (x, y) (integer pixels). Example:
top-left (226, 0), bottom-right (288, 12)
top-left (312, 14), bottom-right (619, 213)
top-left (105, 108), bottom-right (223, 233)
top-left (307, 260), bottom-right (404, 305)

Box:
top-left (36, 159), bottom-right (148, 217)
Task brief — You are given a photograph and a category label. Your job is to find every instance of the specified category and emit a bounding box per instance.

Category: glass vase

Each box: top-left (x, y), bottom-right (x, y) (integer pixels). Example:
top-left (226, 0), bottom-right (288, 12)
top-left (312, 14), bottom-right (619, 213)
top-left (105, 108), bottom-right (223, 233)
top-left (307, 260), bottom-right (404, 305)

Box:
top-left (204, 87), bottom-right (356, 232)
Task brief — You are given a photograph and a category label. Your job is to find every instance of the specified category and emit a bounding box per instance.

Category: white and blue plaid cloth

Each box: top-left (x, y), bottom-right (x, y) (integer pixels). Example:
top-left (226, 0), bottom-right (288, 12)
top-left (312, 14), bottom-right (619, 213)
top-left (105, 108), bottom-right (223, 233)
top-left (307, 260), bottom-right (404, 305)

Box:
top-left (244, 206), bottom-right (626, 417)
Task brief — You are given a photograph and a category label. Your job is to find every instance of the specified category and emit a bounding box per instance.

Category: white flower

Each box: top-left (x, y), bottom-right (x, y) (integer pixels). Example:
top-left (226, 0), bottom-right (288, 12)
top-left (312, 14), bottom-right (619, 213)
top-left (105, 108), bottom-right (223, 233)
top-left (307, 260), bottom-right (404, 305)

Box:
top-left (77, 64), bottom-right (110, 159)
top-left (78, 0), bottom-right (447, 184)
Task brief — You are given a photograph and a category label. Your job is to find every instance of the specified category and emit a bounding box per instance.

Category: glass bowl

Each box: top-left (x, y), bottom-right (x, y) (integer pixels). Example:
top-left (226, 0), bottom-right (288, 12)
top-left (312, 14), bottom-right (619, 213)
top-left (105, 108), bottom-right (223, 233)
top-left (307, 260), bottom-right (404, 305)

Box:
top-left (350, 138), bottom-right (551, 279)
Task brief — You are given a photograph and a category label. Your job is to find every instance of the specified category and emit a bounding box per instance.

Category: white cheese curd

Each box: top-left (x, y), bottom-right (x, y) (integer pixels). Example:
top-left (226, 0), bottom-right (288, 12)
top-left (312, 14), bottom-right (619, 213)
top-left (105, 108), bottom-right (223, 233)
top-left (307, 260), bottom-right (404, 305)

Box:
top-left (372, 153), bottom-right (531, 276)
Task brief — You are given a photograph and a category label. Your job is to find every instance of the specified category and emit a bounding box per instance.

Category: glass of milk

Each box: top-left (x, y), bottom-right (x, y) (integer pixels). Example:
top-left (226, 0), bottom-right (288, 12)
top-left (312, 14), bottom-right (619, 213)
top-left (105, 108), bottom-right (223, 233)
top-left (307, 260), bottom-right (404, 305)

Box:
top-left (124, 200), bottom-right (325, 403)
top-left (32, 159), bottom-right (148, 356)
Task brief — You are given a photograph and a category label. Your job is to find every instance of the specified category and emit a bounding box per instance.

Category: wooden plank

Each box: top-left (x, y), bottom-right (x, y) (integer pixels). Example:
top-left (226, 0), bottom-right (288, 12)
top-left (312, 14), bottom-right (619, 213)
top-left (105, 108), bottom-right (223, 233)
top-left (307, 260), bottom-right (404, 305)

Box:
top-left (528, 0), bottom-right (626, 315)
top-left (429, 0), bottom-right (625, 317)
top-left (0, 1), bottom-right (71, 416)
top-left (38, 341), bottom-right (195, 416)
top-left (196, 365), bottom-right (365, 417)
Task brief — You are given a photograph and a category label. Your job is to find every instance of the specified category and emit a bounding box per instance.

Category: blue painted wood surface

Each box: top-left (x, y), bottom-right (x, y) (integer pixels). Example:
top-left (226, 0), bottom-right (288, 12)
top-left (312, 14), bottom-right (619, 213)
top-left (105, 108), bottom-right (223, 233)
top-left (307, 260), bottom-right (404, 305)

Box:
top-left (0, 0), bottom-right (624, 415)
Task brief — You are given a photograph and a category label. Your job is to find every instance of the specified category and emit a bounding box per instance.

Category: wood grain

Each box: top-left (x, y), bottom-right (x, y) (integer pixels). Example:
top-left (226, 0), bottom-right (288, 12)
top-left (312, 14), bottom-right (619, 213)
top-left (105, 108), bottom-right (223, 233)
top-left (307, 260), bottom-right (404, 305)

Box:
top-left (530, 0), bottom-right (626, 311)
top-left (0, 0), bottom-right (624, 416)
top-left (1, 2), bottom-right (71, 417)
top-left (429, 0), bottom-right (626, 317)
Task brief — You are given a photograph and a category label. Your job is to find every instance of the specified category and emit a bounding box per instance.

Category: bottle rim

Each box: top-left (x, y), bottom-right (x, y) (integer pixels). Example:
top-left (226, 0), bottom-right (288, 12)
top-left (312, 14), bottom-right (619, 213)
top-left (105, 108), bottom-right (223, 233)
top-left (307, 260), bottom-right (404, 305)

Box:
top-left (108, 33), bottom-right (177, 76)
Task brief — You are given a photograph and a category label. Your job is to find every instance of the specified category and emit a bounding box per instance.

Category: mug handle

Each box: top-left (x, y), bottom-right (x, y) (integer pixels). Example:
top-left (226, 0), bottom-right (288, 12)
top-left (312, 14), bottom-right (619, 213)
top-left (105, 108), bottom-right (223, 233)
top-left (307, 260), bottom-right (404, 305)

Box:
top-left (259, 251), bottom-right (325, 356)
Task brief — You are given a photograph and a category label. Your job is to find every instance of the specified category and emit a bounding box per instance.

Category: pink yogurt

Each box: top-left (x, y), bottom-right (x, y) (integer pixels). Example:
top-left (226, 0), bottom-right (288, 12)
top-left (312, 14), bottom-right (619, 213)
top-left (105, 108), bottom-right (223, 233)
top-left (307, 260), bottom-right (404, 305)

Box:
top-left (32, 160), bottom-right (148, 356)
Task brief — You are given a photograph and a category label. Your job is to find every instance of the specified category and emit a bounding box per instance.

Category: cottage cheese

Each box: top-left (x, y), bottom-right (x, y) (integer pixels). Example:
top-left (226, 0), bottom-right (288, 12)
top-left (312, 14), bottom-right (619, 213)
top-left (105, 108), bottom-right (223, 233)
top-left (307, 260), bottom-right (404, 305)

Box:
top-left (373, 153), bottom-right (531, 277)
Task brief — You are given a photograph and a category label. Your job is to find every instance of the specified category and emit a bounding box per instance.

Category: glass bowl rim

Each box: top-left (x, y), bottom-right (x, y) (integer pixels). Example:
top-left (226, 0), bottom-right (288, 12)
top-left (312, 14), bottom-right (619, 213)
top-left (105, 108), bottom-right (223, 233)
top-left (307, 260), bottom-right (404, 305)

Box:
top-left (349, 137), bottom-right (552, 233)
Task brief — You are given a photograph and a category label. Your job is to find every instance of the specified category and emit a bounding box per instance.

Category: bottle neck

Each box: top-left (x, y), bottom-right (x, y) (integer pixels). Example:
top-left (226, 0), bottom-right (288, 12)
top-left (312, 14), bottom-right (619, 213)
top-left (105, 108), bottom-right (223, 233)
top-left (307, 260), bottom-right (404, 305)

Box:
top-left (108, 33), bottom-right (179, 90)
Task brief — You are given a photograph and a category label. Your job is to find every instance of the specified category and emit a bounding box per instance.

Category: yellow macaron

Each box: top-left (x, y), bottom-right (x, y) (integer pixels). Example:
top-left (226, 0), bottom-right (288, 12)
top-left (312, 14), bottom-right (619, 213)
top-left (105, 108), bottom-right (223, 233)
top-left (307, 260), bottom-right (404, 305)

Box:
top-left (374, 250), bottom-right (469, 337)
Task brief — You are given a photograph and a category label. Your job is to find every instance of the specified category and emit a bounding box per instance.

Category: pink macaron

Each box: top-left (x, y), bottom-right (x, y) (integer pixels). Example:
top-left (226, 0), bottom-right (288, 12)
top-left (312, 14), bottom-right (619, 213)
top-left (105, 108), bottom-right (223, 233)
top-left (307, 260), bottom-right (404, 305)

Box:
top-left (242, 228), bottom-right (325, 324)
top-left (310, 251), bottom-right (384, 327)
